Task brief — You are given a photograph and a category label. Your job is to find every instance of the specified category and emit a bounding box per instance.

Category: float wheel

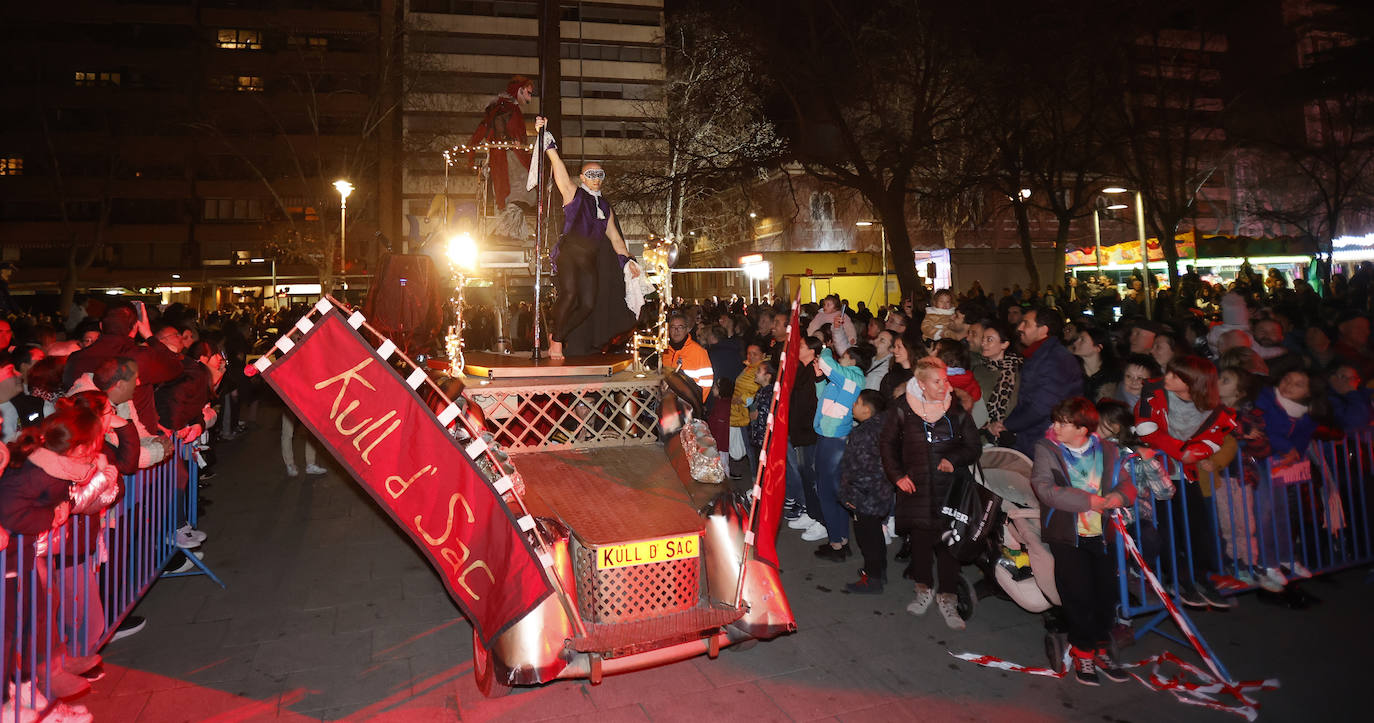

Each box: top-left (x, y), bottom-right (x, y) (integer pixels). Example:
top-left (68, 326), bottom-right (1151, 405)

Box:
top-left (473, 628), bottom-right (512, 698)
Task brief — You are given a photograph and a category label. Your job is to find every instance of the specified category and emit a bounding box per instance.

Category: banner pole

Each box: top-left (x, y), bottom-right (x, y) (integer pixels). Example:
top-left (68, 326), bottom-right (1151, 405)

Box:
top-left (734, 294), bottom-right (800, 608)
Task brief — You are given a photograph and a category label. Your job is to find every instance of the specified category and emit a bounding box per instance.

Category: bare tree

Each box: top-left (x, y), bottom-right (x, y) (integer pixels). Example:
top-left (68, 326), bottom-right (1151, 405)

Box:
top-left (734, 0), bottom-right (970, 299)
top-left (1111, 7), bottom-right (1232, 289)
top-left (615, 7), bottom-right (783, 250)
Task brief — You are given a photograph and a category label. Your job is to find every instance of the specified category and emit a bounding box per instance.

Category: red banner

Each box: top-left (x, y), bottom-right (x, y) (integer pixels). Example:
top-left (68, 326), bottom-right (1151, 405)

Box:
top-left (754, 296), bottom-right (801, 567)
top-left (262, 311), bottom-right (552, 646)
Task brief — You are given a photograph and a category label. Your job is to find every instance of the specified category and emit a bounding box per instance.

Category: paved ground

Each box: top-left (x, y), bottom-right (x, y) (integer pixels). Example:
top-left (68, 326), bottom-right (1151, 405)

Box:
top-left (82, 407), bottom-right (1370, 721)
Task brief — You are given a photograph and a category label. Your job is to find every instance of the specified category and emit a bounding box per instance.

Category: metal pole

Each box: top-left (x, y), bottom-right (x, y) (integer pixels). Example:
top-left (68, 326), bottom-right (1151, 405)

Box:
top-left (339, 196), bottom-right (347, 284)
top-left (271, 259), bottom-right (277, 309)
top-left (1136, 190), bottom-right (1151, 319)
top-left (1092, 208), bottom-right (1104, 273)
top-left (880, 224), bottom-right (888, 306)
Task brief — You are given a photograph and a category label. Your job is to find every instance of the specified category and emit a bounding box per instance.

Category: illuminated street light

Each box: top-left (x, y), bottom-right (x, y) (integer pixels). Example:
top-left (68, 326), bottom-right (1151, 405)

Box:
top-left (1019, 188), bottom-right (1032, 200)
top-left (748, 212), bottom-right (757, 218)
top-left (1097, 186), bottom-right (1152, 318)
top-left (334, 179), bottom-right (354, 282)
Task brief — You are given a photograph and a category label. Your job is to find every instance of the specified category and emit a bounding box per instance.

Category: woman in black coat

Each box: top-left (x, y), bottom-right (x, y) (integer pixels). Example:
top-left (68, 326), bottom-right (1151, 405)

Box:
top-left (880, 357), bottom-right (981, 629)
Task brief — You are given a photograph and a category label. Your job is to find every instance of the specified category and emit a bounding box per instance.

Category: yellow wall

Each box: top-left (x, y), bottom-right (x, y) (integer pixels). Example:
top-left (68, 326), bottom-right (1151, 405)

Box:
top-left (754, 251), bottom-right (886, 277)
top-left (778, 274), bottom-right (898, 310)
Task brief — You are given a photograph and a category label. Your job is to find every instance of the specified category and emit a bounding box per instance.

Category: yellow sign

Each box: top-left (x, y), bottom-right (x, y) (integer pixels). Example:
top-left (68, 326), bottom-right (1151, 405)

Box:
top-left (597, 535), bottom-right (700, 569)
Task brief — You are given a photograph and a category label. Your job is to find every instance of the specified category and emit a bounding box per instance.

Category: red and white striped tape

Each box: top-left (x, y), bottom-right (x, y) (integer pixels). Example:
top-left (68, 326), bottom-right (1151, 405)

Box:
top-left (951, 512), bottom-right (1278, 721)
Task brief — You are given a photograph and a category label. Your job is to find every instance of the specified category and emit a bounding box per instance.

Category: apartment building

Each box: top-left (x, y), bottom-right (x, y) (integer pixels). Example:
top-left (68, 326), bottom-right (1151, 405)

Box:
top-left (0, 0), bottom-right (399, 301)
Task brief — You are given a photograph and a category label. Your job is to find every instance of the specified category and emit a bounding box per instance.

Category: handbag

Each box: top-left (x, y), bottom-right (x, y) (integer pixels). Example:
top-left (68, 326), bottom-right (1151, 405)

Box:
top-left (940, 461), bottom-right (1001, 563)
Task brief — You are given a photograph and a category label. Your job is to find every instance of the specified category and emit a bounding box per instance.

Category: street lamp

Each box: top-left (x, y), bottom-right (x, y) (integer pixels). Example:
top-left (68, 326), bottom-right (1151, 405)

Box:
top-left (1103, 186), bottom-right (1152, 319)
top-left (856, 220), bottom-right (888, 306)
top-left (333, 179), bottom-right (354, 284)
top-left (251, 257), bottom-right (277, 309)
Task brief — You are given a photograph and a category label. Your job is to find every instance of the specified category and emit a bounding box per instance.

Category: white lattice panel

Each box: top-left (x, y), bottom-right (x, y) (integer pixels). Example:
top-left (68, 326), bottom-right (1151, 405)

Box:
top-left (469, 378), bottom-right (660, 454)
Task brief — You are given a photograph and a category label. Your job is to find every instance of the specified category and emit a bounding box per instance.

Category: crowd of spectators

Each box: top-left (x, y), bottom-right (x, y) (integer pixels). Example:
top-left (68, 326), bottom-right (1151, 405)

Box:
top-left (661, 261), bottom-right (1374, 682)
top-left (1, 297), bottom-right (322, 720)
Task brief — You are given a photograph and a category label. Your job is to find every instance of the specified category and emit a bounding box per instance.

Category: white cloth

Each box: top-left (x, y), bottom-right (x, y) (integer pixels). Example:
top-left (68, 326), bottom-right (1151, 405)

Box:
top-left (624, 262), bottom-right (650, 317)
top-left (526, 130), bottom-right (557, 192)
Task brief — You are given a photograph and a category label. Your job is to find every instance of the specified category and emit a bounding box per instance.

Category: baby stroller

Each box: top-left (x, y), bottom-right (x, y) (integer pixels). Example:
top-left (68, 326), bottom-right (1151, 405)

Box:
top-left (978, 446), bottom-right (1089, 673)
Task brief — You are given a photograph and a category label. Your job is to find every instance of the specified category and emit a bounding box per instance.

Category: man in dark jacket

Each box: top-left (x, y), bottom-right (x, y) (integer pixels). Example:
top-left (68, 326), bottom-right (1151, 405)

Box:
top-left (704, 324), bottom-right (743, 387)
top-left (63, 302), bottom-right (182, 434)
top-left (989, 306), bottom-right (1084, 456)
top-left (152, 321), bottom-right (213, 441)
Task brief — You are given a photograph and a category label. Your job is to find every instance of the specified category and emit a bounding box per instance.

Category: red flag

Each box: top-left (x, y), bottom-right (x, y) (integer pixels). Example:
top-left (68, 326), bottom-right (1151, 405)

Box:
top-left (262, 311), bottom-right (552, 646)
top-left (753, 296), bottom-right (802, 567)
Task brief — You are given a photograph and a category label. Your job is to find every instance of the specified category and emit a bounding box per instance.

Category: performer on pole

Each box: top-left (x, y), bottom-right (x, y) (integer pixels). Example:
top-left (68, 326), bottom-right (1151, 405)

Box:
top-left (467, 76), bottom-right (537, 241)
top-left (533, 116), bottom-right (641, 359)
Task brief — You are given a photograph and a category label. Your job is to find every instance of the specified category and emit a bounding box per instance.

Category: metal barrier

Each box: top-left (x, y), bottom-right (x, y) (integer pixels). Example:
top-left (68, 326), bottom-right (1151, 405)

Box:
top-left (2, 440), bottom-right (208, 717)
top-left (1115, 431), bottom-right (1374, 659)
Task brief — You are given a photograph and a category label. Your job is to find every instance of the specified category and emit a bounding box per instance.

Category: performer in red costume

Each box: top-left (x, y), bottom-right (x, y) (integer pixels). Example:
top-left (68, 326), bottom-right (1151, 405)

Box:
top-left (467, 76), bottom-right (536, 240)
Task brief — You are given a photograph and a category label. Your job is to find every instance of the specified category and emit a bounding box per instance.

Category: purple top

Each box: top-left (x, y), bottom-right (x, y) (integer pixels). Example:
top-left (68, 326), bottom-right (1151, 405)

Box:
top-left (562, 186), bottom-right (611, 240)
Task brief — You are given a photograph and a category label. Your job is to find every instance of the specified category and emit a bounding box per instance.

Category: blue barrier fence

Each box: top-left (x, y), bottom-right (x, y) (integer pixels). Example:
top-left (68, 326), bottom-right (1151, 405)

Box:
top-left (1114, 431), bottom-right (1374, 672)
top-left (2, 440), bottom-right (213, 718)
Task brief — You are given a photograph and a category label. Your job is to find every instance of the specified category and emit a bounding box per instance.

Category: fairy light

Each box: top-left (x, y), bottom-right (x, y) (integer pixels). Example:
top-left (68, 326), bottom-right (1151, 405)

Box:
top-left (443, 141), bottom-right (532, 167)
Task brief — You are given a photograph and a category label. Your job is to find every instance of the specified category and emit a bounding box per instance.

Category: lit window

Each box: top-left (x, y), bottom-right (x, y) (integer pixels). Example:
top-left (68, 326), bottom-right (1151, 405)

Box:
top-left (0, 156), bottom-right (21, 176)
top-left (236, 76), bottom-right (264, 92)
top-left (216, 29), bottom-right (262, 51)
top-left (74, 71), bottom-right (121, 87)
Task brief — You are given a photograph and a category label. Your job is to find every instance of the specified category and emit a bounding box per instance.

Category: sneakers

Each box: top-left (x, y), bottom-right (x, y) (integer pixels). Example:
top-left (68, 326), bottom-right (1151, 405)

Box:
top-left (112, 615), bottom-right (146, 642)
top-left (894, 537), bottom-right (912, 562)
top-left (177, 525), bottom-right (208, 544)
top-left (814, 543), bottom-right (851, 562)
top-left (845, 573), bottom-right (884, 594)
top-left (1195, 579), bottom-right (1233, 609)
top-left (787, 513), bottom-right (816, 531)
top-left (1073, 650), bottom-right (1100, 686)
top-left (907, 583), bottom-right (934, 616)
top-left (173, 528), bottom-right (202, 549)
top-left (856, 567), bottom-right (888, 584)
top-left (304, 464), bottom-right (328, 476)
top-left (61, 654), bottom-right (101, 677)
top-left (168, 550), bottom-right (205, 575)
top-left (285, 464), bottom-right (300, 477)
top-left (1177, 583), bottom-right (1208, 609)
top-left (800, 521), bottom-right (829, 541)
top-left (1095, 648), bottom-right (1129, 683)
top-left (1284, 560), bottom-right (1314, 579)
top-left (782, 498), bottom-right (803, 521)
top-left (936, 592), bottom-right (965, 631)
top-left (40, 669), bottom-right (90, 700)
top-left (1260, 566), bottom-right (1289, 593)
top-left (47, 703), bottom-right (94, 723)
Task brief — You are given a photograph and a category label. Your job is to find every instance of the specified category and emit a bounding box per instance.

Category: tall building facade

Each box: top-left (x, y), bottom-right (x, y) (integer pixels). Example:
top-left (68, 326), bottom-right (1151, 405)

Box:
top-left (400, 0), bottom-right (665, 255)
top-left (0, 0), bottom-right (400, 304)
